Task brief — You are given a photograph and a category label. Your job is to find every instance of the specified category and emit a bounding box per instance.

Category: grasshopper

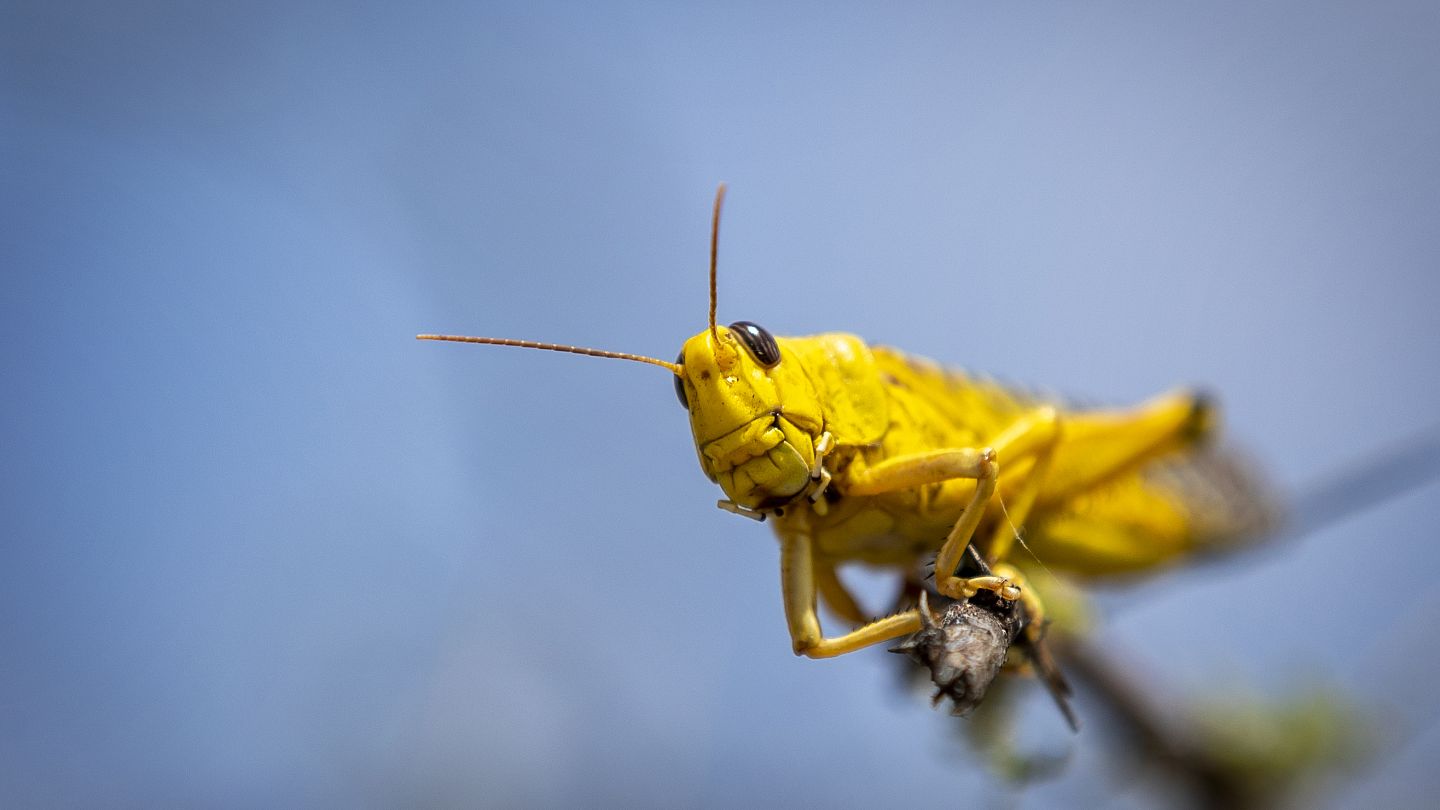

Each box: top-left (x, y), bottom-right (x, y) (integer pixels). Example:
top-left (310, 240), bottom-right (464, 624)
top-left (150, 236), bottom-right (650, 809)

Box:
top-left (419, 185), bottom-right (1272, 665)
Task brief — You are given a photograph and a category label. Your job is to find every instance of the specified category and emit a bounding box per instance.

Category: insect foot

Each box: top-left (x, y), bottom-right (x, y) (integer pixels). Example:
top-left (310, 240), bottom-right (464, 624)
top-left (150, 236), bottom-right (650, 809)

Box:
top-left (890, 591), bottom-right (1020, 717)
top-left (939, 574), bottom-right (1020, 602)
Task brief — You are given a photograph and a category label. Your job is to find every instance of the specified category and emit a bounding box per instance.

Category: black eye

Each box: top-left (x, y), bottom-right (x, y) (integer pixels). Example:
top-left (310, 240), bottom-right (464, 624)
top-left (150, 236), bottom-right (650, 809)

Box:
top-left (673, 350), bottom-right (689, 409)
top-left (729, 321), bottom-right (781, 367)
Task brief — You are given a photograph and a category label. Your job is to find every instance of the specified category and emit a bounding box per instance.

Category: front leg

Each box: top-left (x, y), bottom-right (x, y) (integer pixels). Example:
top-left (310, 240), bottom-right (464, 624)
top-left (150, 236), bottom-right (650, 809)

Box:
top-left (781, 530), bottom-right (923, 658)
top-left (840, 407), bottom-right (1066, 602)
top-left (843, 446), bottom-right (1017, 602)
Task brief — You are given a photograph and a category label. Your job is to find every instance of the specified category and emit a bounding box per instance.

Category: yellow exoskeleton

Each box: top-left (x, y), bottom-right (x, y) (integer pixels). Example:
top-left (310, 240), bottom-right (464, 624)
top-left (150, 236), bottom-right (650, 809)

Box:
top-left (419, 185), bottom-right (1272, 661)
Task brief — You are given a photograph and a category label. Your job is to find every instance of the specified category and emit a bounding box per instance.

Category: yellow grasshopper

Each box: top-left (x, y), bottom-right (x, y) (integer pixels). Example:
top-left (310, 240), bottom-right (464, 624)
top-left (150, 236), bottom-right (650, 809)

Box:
top-left (419, 185), bottom-right (1272, 664)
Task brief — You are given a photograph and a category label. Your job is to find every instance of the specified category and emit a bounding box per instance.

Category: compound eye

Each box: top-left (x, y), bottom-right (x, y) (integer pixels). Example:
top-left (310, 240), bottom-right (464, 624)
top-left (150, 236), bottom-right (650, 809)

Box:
top-left (673, 350), bottom-right (689, 409)
top-left (728, 321), bottom-right (781, 368)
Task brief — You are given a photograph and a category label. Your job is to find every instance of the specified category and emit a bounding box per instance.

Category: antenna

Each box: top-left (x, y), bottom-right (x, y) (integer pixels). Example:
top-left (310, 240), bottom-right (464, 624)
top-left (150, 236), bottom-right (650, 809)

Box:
top-left (709, 183), bottom-right (726, 343)
top-left (415, 334), bottom-right (682, 375)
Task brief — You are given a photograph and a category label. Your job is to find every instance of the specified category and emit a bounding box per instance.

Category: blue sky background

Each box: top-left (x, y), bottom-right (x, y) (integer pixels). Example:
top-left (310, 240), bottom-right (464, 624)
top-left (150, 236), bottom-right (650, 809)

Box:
top-left (4, 1), bottom-right (1439, 806)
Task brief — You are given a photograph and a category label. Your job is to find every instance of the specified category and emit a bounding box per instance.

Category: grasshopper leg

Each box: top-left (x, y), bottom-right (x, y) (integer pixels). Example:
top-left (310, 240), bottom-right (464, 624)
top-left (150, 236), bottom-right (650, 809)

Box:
top-left (782, 529), bottom-right (923, 658)
top-left (1034, 390), bottom-right (1212, 504)
top-left (842, 408), bottom-right (1065, 603)
top-left (782, 446), bottom-right (1000, 659)
top-left (985, 407), bottom-right (1061, 563)
top-left (844, 447), bottom-right (1017, 602)
top-left (815, 560), bottom-right (869, 626)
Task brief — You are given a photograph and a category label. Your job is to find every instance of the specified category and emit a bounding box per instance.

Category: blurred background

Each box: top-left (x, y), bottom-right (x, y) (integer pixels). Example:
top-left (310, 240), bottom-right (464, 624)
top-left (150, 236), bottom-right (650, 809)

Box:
top-left (4, 1), bottom-right (1439, 806)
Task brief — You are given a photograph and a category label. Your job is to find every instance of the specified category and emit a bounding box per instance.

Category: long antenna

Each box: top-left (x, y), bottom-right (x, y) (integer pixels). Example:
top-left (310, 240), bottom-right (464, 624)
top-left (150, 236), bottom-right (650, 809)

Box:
top-left (709, 182), bottom-right (726, 343)
top-left (415, 334), bottom-right (682, 374)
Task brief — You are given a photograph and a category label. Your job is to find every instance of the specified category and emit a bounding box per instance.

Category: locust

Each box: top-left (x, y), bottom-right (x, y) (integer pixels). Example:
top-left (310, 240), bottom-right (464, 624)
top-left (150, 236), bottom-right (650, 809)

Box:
top-left (418, 185), bottom-right (1273, 691)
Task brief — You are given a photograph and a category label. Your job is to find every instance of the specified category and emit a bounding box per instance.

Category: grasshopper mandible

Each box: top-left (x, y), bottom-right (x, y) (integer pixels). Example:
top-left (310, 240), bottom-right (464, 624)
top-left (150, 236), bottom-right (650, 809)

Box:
top-left (419, 185), bottom-right (1272, 663)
